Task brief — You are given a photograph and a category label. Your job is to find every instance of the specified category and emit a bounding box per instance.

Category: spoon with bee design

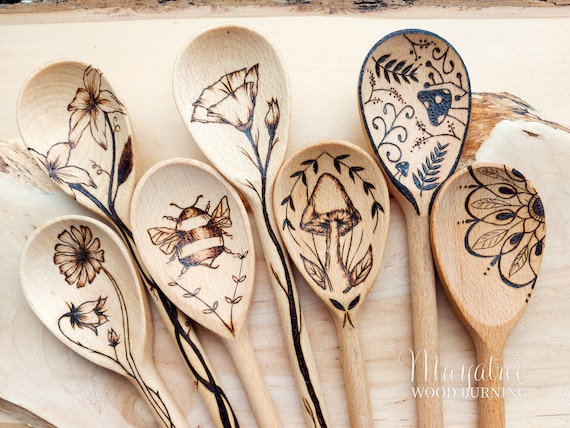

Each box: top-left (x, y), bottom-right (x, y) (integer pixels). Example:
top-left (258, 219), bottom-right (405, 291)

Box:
top-left (16, 60), bottom-right (237, 428)
top-left (131, 158), bottom-right (282, 428)
top-left (431, 163), bottom-right (546, 428)
top-left (273, 140), bottom-right (390, 428)
top-left (172, 24), bottom-right (330, 428)
top-left (358, 29), bottom-right (471, 426)
top-left (19, 215), bottom-right (189, 428)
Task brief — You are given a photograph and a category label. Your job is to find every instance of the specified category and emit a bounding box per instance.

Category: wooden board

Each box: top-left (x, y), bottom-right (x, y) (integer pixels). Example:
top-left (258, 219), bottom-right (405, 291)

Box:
top-left (1, 9), bottom-right (570, 427)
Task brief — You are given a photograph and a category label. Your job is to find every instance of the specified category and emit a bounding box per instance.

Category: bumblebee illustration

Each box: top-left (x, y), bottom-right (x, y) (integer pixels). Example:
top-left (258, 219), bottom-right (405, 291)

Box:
top-left (148, 195), bottom-right (235, 275)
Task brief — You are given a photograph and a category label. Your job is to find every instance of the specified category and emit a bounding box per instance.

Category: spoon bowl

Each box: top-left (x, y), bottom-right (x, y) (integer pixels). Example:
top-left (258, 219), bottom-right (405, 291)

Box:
top-left (173, 24), bottom-right (330, 428)
top-left (431, 163), bottom-right (546, 427)
top-left (274, 140), bottom-right (390, 427)
top-left (358, 29), bottom-right (471, 426)
top-left (130, 158), bottom-right (281, 427)
top-left (19, 215), bottom-right (188, 428)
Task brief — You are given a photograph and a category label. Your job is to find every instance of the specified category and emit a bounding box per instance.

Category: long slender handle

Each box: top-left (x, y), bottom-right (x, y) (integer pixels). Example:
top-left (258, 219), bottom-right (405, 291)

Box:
top-left (250, 197), bottom-right (329, 428)
top-left (474, 338), bottom-right (505, 428)
top-left (225, 328), bottom-right (282, 428)
top-left (406, 213), bottom-right (443, 428)
top-left (131, 359), bottom-right (190, 428)
top-left (333, 315), bottom-right (374, 428)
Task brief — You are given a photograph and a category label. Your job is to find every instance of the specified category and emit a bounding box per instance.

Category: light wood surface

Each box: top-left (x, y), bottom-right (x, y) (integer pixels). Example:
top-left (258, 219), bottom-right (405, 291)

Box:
top-left (273, 140), bottom-right (390, 427)
top-left (20, 215), bottom-right (190, 428)
top-left (1, 9), bottom-right (570, 427)
top-left (431, 164), bottom-right (546, 427)
top-left (130, 158), bottom-right (281, 428)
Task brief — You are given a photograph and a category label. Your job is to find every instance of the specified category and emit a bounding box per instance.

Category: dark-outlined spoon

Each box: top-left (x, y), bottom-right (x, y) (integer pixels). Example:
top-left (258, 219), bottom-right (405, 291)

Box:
top-left (131, 158), bottom-right (282, 428)
top-left (359, 29), bottom-right (471, 427)
top-left (173, 24), bottom-right (329, 428)
top-left (20, 215), bottom-right (189, 428)
top-left (431, 163), bottom-right (546, 427)
top-left (274, 140), bottom-right (390, 427)
top-left (16, 60), bottom-right (237, 427)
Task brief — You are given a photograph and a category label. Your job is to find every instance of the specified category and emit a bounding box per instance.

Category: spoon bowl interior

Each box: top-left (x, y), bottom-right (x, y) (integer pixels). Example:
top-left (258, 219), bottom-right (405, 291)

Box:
top-left (130, 158), bottom-right (255, 340)
top-left (431, 163), bottom-right (546, 338)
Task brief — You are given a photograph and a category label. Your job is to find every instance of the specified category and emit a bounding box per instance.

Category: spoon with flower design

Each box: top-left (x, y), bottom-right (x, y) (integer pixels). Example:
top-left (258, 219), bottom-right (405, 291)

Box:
top-left (131, 158), bottom-right (282, 428)
top-left (16, 60), bottom-right (237, 427)
top-left (273, 140), bottom-right (390, 428)
top-left (172, 24), bottom-right (329, 428)
top-left (358, 29), bottom-right (471, 426)
top-left (431, 163), bottom-right (546, 427)
top-left (19, 215), bottom-right (189, 428)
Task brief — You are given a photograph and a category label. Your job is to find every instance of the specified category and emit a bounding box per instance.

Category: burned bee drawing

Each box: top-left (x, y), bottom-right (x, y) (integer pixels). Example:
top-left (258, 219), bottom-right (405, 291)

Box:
top-left (148, 195), bottom-right (237, 275)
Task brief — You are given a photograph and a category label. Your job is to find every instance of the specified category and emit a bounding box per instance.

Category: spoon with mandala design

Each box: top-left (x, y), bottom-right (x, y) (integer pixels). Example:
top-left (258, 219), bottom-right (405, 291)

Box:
top-left (131, 158), bottom-right (281, 428)
top-left (273, 140), bottom-right (390, 428)
top-left (20, 215), bottom-right (189, 428)
top-left (431, 163), bottom-right (546, 428)
top-left (16, 60), bottom-right (237, 428)
top-left (358, 29), bottom-right (471, 426)
top-left (172, 24), bottom-right (329, 428)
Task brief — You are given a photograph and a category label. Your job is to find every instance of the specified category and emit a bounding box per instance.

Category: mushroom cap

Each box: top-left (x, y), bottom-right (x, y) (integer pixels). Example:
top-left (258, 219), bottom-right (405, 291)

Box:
top-left (300, 173), bottom-right (361, 236)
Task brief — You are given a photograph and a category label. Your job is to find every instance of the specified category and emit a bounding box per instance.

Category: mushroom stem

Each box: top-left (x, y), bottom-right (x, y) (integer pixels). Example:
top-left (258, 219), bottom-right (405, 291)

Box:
top-left (325, 222), bottom-right (351, 292)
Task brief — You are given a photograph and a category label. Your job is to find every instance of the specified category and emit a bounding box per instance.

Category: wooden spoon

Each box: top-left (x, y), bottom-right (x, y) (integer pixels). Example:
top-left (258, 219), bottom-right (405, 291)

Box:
top-left (131, 158), bottom-right (282, 428)
top-left (273, 140), bottom-right (390, 427)
top-left (172, 24), bottom-right (330, 428)
top-left (19, 215), bottom-right (189, 428)
top-left (16, 60), bottom-right (236, 428)
top-left (358, 29), bottom-right (471, 426)
top-left (431, 163), bottom-right (546, 427)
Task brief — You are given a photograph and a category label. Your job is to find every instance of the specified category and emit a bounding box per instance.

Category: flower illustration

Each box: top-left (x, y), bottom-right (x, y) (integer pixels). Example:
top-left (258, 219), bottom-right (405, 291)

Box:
top-left (192, 64), bottom-right (259, 132)
top-left (108, 328), bottom-right (120, 347)
top-left (264, 98), bottom-right (280, 141)
top-left (54, 225), bottom-right (105, 288)
top-left (63, 296), bottom-right (109, 335)
top-left (67, 65), bottom-right (125, 149)
top-left (465, 166), bottom-right (545, 288)
top-left (30, 142), bottom-right (96, 189)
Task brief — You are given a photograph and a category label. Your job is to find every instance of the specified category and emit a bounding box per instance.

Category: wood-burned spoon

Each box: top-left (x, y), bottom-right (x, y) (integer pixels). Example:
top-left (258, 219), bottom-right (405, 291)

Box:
top-left (16, 60), bottom-right (236, 428)
top-left (19, 215), bottom-right (189, 428)
top-left (173, 24), bottom-right (329, 428)
top-left (358, 29), bottom-right (471, 426)
top-left (431, 163), bottom-right (546, 427)
top-left (131, 158), bottom-right (281, 428)
top-left (274, 140), bottom-right (390, 428)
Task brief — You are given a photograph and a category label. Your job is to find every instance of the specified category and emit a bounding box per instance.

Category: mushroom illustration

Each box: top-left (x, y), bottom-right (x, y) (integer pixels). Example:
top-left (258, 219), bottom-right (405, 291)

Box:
top-left (300, 173), bottom-right (361, 292)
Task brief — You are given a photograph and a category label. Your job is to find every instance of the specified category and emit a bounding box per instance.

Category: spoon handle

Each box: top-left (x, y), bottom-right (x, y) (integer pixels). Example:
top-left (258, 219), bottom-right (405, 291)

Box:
top-left (333, 315), bottom-right (374, 428)
top-left (406, 213), bottom-right (443, 427)
top-left (130, 358), bottom-right (190, 428)
top-left (225, 328), bottom-right (282, 428)
top-left (474, 338), bottom-right (506, 428)
top-left (249, 197), bottom-right (329, 428)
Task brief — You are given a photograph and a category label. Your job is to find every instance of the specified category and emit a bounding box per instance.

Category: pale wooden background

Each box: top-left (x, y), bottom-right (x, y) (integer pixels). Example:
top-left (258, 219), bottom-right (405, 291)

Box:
top-left (1, 4), bottom-right (570, 427)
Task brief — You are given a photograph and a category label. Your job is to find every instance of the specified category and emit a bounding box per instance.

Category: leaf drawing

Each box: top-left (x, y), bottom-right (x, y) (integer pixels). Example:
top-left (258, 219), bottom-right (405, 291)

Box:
top-left (472, 229), bottom-right (507, 250)
top-left (510, 247), bottom-right (529, 277)
top-left (302, 255), bottom-right (326, 290)
top-left (349, 245), bottom-right (373, 289)
top-left (374, 54), bottom-right (419, 84)
top-left (117, 136), bottom-right (134, 187)
top-left (412, 142), bottom-right (449, 193)
top-left (347, 295), bottom-right (361, 311)
top-left (471, 198), bottom-right (512, 210)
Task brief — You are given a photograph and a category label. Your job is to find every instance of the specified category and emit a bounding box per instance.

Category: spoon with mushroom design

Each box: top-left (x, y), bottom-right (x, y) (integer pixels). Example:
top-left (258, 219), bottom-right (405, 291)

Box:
top-left (20, 215), bottom-right (189, 428)
top-left (173, 24), bottom-right (329, 428)
top-left (431, 163), bottom-right (546, 428)
top-left (358, 29), bottom-right (471, 426)
top-left (16, 60), bottom-right (236, 428)
top-left (274, 140), bottom-right (390, 428)
top-left (131, 158), bottom-right (282, 428)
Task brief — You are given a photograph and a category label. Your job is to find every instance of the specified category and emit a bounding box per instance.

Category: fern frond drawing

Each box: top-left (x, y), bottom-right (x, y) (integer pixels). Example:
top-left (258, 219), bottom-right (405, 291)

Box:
top-left (374, 54), bottom-right (419, 84)
top-left (412, 142), bottom-right (449, 194)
